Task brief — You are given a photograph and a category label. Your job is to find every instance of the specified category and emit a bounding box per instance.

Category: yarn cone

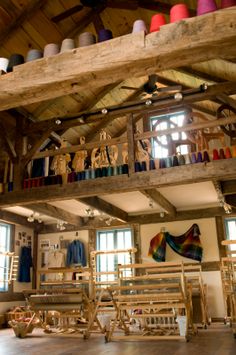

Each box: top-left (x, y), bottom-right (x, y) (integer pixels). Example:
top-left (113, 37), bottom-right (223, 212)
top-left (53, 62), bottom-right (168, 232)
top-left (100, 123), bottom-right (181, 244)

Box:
top-left (219, 148), bottom-right (226, 159)
top-left (212, 149), bottom-right (220, 160)
top-left (225, 147), bottom-right (232, 159)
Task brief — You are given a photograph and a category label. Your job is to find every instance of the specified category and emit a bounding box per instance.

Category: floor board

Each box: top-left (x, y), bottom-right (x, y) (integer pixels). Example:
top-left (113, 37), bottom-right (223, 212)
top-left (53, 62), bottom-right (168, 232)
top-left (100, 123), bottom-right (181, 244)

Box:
top-left (0, 323), bottom-right (235, 355)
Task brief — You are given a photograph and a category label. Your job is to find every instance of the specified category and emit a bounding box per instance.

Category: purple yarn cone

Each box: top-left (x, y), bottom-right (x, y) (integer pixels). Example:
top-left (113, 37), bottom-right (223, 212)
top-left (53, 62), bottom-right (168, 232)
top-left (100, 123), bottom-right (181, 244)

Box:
top-left (197, 0), bottom-right (217, 16)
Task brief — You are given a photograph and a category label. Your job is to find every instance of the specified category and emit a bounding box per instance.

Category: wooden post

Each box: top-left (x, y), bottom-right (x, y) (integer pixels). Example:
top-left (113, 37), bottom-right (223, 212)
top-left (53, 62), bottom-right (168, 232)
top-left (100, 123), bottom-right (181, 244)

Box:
top-left (127, 114), bottom-right (135, 175)
top-left (32, 229), bottom-right (38, 290)
top-left (215, 216), bottom-right (227, 258)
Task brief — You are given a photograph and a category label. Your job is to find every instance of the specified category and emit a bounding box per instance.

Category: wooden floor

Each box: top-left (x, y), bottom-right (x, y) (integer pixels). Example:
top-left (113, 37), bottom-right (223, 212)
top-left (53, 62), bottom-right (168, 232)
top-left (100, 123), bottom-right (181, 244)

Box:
top-left (0, 323), bottom-right (235, 355)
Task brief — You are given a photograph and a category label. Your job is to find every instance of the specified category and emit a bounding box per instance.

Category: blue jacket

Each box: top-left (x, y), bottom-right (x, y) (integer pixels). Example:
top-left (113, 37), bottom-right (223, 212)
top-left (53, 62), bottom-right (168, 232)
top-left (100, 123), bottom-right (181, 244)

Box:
top-left (66, 240), bottom-right (86, 267)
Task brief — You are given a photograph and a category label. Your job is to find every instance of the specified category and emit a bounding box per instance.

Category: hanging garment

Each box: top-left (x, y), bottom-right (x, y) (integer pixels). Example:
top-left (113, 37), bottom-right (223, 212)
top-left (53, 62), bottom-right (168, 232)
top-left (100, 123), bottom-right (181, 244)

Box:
top-left (18, 246), bottom-right (32, 282)
top-left (46, 250), bottom-right (65, 281)
top-left (66, 240), bottom-right (86, 267)
top-left (148, 224), bottom-right (203, 262)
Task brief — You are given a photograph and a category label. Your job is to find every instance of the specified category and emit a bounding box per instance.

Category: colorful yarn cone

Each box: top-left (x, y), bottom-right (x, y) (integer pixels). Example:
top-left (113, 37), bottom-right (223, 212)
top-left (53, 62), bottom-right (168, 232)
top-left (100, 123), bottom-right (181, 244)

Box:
top-left (197, 152), bottom-right (203, 163)
top-left (191, 153), bottom-right (197, 164)
top-left (159, 158), bottom-right (166, 169)
top-left (231, 146), bottom-right (236, 158)
top-left (225, 147), bottom-right (232, 159)
top-left (197, 0), bottom-right (217, 16)
top-left (170, 4), bottom-right (190, 23)
top-left (212, 148), bottom-right (220, 160)
top-left (203, 151), bottom-right (210, 162)
top-left (219, 148), bottom-right (226, 159)
top-left (220, 0), bottom-right (236, 8)
top-left (150, 14), bottom-right (166, 32)
top-left (172, 155), bottom-right (179, 167)
top-left (178, 154), bottom-right (186, 165)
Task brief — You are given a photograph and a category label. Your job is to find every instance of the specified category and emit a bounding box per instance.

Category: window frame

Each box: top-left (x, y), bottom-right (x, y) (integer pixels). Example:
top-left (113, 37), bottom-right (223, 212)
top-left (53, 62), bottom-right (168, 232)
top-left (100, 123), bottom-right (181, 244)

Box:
top-left (0, 223), bottom-right (18, 301)
top-left (96, 227), bottom-right (134, 280)
top-left (149, 109), bottom-right (195, 158)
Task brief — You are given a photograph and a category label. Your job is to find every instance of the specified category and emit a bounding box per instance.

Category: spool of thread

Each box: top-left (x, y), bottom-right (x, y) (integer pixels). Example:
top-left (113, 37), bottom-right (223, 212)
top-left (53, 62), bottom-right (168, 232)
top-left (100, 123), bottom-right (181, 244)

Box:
top-left (166, 156), bottom-right (173, 168)
top-left (231, 146), bottom-right (236, 158)
top-left (212, 148), bottom-right (220, 160)
top-left (197, 152), bottom-right (203, 163)
top-left (225, 147), bottom-right (232, 159)
top-left (141, 161), bottom-right (147, 171)
top-left (107, 166), bottom-right (113, 176)
top-left (0, 57), bottom-right (9, 73)
top-left (95, 168), bottom-right (102, 178)
top-left (149, 159), bottom-right (156, 170)
top-left (78, 32), bottom-right (96, 47)
top-left (43, 43), bottom-right (60, 57)
top-left (219, 148), bottom-right (226, 159)
top-left (197, 0), bottom-right (217, 16)
top-left (132, 19), bottom-right (148, 34)
top-left (170, 4), bottom-right (190, 23)
top-left (159, 158), bottom-right (166, 169)
top-left (26, 49), bottom-right (43, 62)
top-left (122, 164), bottom-right (129, 174)
top-left (203, 151), bottom-right (210, 162)
top-left (191, 153), bottom-right (197, 164)
top-left (172, 155), bottom-right (179, 167)
top-left (135, 162), bottom-right (142, 172)
top-left (60, 38), bottom-right (75, 53)
top-left (98, 29), bottom-right (113, 42)
top-left (220, 0), bottom-right (236, 8)
top-left (178, 154), bottom-right (186, 165)
top-left (7, 54), bottom-right (24, 72)
top-left (150, 14), bottom-right (166, 32)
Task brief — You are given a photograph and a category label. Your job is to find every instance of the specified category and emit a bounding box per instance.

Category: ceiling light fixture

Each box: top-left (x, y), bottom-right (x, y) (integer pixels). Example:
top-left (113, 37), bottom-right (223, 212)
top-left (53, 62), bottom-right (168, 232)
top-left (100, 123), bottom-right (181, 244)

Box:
top-left (56, 219), bottom-right (68, 231)
top-left (27, 212), bottom-right (43, 223)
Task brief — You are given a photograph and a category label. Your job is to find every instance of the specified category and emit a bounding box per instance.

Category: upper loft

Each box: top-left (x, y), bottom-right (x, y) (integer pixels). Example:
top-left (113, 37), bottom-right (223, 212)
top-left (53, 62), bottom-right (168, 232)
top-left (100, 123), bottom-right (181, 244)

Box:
top-left (0, 1), bottom-right (235, 231)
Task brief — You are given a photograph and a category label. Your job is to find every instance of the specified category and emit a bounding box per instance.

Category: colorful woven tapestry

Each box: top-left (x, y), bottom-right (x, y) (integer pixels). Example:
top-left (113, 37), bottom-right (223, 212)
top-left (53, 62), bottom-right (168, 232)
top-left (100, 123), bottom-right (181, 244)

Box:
top-left (148, 231), bottom-right (166, 262)
top-left (148, 224), bottom-right (203, 262)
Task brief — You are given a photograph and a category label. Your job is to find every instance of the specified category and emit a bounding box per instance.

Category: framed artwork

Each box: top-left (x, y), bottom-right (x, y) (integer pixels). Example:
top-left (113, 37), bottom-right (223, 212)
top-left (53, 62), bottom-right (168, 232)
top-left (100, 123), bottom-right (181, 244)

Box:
top-left (39, 239), bottom-right (50, 250)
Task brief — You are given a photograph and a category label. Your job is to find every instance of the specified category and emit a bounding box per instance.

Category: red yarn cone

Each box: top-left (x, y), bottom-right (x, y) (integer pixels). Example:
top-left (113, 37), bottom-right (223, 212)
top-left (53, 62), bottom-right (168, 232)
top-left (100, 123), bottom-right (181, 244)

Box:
top-left (212, 149), bottom-right (220, 160)
top-left (225, 147), bottom-right (232, 159)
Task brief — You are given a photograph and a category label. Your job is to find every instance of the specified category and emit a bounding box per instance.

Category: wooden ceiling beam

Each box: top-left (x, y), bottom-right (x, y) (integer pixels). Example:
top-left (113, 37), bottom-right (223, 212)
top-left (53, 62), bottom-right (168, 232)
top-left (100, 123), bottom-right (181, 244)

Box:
top-left (177, 67), bottom-right (224, 83)
top-left (221, 180), bottom-right (236, 195)
top-left (127, 206), bottom-right (235, 224)
top-left (78, 197), bottom-right (129, 222)
top-left (0, 0), bottom-right (48, 45)
top-left (140, 189), bottom-right (176, 216)
top-left (0, 9), bottom-right (235, 111)
top-left (24, 81), bottom-right (236, 136)
top-left (27, 203), bottom-right (83, 226)
top-left (216, 94), bottom-right (236, 110)
top-left (0, 209), bottom-right (39, 228)
top-left (0, 159), bottom-right (236, 208)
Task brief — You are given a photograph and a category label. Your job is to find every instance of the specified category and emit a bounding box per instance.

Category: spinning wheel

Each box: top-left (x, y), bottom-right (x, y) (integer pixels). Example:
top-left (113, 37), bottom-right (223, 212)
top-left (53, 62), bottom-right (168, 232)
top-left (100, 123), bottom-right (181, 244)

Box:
top-left (216, 104), bottom-right (236, 138)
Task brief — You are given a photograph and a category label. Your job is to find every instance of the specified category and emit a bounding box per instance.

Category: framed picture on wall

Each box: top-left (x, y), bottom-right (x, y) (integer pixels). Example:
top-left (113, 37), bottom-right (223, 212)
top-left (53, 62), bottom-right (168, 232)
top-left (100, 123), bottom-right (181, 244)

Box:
top-left (39, 239), bottom-right (50, 250)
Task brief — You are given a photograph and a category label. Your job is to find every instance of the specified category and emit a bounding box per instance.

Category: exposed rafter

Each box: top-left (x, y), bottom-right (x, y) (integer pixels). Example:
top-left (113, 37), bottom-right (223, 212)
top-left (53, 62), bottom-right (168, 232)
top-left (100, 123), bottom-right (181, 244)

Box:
top-left (27, 203), bottom-right (84, 226)
top-left (140, 189), bottom-right (176, 217)
top-left (77, 197), bottom-right (129, 222)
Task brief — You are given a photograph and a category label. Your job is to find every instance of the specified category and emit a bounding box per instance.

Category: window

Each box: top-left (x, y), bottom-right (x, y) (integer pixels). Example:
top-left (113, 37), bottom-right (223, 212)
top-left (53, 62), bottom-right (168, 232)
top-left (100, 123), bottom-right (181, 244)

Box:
top-left (96, 228), bottom-right (133, 283)
top-left (225, 218), bottom-right (236, 256)
top-left (0, 223), bottom-right (11, 292)
top-left (150, 111), bottom-right (191, 158)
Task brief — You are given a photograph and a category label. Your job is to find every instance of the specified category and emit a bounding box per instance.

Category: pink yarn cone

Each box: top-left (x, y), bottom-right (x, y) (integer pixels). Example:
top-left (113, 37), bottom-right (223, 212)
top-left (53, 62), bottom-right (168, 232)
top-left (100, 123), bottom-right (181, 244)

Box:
top-left (197, 0), bottom-right (218, 16)
top-left (170, 4), bottom-right (190, 23)
top-left (221, 0), bottom-right (236, 8)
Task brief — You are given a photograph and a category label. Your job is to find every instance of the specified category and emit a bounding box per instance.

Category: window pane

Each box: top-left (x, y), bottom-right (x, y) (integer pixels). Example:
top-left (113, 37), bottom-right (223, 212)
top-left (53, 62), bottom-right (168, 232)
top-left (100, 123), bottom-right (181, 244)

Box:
top-left (96, 229), bottom-right (133, 282)
top-left (0, 223), bottom-right (11, 292)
